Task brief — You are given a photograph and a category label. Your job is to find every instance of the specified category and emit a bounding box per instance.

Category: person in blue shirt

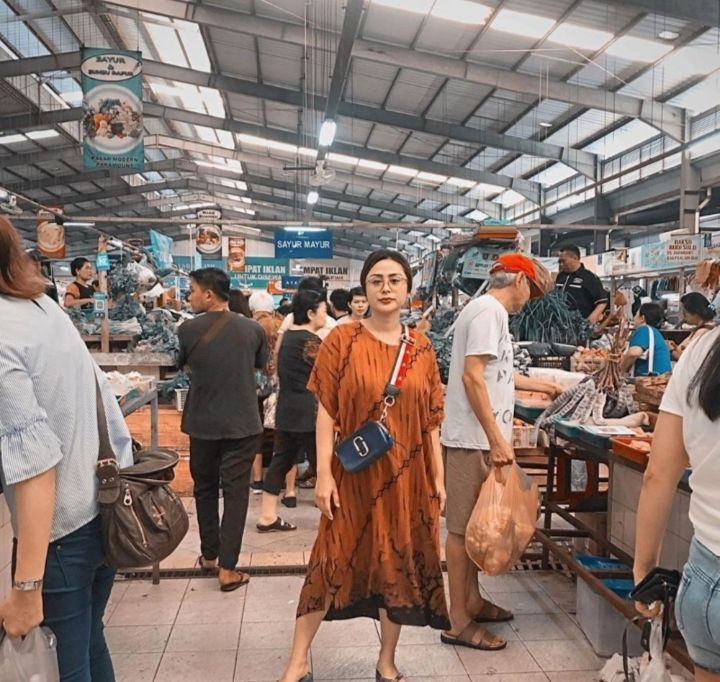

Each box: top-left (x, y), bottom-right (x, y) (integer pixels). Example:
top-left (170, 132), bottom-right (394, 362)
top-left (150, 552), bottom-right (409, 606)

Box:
top-left (622, 302), bottom-right (673, 376)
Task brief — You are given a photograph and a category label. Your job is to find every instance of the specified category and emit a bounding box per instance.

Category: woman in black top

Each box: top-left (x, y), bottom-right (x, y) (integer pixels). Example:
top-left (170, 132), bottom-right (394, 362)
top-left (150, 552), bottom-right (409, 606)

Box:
top-left (256, 290), bottom-right (326, 533)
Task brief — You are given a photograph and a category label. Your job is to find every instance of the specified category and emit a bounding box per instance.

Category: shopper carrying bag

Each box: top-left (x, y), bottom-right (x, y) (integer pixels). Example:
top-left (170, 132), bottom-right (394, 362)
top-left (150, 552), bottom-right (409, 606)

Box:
top-left (0, 217), bottom-right (133, 680)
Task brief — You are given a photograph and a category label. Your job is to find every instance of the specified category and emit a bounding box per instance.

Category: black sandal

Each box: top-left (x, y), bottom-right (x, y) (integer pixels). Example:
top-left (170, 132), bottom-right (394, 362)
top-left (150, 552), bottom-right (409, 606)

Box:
top-left (256, 517), bottom-right (297, 533)
top-left (281, 496), bottom-right (297, 508)
top-left (376, 671), bottom-right (405, 682)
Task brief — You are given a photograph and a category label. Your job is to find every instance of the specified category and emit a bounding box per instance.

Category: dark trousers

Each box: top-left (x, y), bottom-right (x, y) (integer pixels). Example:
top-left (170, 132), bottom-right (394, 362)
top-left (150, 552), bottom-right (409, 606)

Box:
top-left (190, 434), bottom-right (261, 569)
top-left (263, 431), bottom-right (316, 496)
top-left (13, 516), bottom-right (116, 682)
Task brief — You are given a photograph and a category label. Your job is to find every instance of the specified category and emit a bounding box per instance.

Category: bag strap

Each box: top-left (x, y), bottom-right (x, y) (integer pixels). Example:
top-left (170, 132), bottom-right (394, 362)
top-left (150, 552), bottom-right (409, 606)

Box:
top-left (379, 326), bottom-right (414, 423)
top-left (95, 375), bottom-right (116, 463)
top-left (647, 325), bottom-right (656, 375)
top-left (183, 312), bottom-right (233, 366)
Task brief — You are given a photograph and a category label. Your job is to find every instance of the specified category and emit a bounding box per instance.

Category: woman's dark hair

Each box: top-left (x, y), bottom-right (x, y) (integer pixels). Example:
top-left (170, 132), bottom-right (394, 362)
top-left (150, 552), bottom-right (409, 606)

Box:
top-left (70, 256), bottom-right (90, 276)
top-left (0, 216), bottom-right (46, 299)
top-left (329, 288), bottom-right (350, 314)
top-left (298, 276), bottom-right (326, 294)
top-left (638, 302), bottom-right (664, 329)
top-left (359, 249), bottom-right (412, 292)
top-left (292, 289), bottom-right (326, 325)
top-left (228, 289), bottom-right (251, 317)
top-left (189, 267), bottom-right (230, 301)
top-left (349, 286), bottom-right (366, 301)
top-left (689, 335), bottom-right (720, 421)
top-left (681, 292), bottom-right (715, 323)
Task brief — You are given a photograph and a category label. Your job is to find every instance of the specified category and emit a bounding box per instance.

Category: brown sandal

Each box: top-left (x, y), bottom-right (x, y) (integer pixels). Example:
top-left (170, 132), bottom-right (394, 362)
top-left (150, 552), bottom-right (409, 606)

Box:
top-left (219, 569), bottom-right (250, 592)
top-left (440, 621), bottom-right (507, 651)
top-left (376, 671), bottom-right (405, 682)
top-left (473, 600), bottom-right (514, 623)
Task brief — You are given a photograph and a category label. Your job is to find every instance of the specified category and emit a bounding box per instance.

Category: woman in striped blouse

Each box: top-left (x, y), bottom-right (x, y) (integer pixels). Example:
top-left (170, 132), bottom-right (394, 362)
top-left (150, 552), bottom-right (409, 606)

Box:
top-left (0, 216), bottom-right (133, 681)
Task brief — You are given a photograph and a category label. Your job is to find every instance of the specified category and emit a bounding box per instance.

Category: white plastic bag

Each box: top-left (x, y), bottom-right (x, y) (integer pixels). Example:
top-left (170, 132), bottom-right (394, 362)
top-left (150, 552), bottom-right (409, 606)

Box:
top-left (639, 617), bottom-right (672, 682)
top-left (0, 627), bottom-right (60, 682)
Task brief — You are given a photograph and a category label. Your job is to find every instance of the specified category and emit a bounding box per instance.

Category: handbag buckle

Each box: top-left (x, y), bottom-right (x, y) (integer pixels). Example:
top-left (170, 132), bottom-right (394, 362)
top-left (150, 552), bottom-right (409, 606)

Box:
top-left (353, 436), bottom-right (369, 458)
top-left (97, 458), bottom-right (120, 489)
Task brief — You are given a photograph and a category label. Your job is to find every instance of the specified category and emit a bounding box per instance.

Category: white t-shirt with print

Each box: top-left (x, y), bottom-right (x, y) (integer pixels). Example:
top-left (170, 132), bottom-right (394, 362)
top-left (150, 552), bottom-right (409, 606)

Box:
top-left (441, 295), bottom-right (515, 450)
top-left (660, 325), bottom-right (720, 556)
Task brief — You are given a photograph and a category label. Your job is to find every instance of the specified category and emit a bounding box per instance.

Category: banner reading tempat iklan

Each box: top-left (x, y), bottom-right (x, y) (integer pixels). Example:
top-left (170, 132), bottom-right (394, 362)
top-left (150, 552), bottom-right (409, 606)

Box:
top-left (36, 206), bottom-right (65, 258)
top-left (196, 209), bottom-right (222, 256)
top-left (81, 48), bottom-right (144, 170)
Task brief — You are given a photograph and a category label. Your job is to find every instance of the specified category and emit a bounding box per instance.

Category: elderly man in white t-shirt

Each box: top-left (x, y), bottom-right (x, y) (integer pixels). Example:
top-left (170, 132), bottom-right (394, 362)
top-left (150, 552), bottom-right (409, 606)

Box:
top-left (440, 254), bottom-right (562, 652)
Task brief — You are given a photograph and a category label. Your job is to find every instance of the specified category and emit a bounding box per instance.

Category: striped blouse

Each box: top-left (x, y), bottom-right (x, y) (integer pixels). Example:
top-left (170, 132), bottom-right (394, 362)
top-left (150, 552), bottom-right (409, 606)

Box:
top-left (0, 295), bottom-right (133, 542)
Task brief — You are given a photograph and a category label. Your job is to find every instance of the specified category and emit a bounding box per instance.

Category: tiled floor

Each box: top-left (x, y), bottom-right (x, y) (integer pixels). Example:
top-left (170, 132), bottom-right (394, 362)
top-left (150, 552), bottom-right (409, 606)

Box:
top-left (104, 571), bottom-right (610, 682)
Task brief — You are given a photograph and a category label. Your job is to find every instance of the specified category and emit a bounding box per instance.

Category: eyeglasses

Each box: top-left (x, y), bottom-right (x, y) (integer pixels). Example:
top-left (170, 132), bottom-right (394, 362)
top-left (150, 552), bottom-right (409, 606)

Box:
top-left (365, 276), bottom-right (407, 290)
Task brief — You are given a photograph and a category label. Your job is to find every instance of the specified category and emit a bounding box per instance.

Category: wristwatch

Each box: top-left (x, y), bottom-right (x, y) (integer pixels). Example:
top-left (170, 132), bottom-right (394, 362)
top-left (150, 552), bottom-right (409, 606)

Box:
top-left (13, 578), bottom-right (43, 592)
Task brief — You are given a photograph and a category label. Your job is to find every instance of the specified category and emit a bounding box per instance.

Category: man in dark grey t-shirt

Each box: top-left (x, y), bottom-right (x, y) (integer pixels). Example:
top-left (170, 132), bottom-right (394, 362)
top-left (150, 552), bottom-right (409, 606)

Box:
top-left (177, 268), bottom-right (268, 592)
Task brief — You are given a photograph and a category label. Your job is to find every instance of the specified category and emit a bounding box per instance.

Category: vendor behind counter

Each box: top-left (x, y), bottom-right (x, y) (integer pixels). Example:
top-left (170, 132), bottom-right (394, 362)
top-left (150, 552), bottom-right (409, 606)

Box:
top-left (555, 245), bottom-right (608, 324)
top-left (622, 302), bottom-right (672, 377)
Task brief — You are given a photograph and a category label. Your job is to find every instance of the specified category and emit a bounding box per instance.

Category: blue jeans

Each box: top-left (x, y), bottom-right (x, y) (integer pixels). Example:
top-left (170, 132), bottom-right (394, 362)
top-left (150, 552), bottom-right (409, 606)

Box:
top-left (15, 516), bottom-right (116, 682)
top-left (676, 536), bottom-right (720, 674)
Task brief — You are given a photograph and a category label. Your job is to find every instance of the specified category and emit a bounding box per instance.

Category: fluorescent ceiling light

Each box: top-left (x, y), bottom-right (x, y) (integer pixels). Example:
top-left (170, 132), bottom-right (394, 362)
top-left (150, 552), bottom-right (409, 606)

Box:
top-left (492, 9), bottom-right (555, 39)
top-left (357, 159), bottom-right (387, 171)
top-left (327, 152), bottom-right (358, 167)
top-left (547, 22), bottom-right (613, 51)
top-left (446, 177), bottom-right (476, 189)
top-left (386, 165), bottom-right (418, 178)
top-left (415, 171), bottom-right (447, 184)
top-left (605, 36), bottom-right (673, 62)
top-left (0, 134), bottom-right (27, 144)
top-left (285, 227), bottom-right (326, 233)
top-left (64, 222), bottom-right (95, 228)
top-left (431, 0), bottom-right (492, 24)
top-left (318, 120), bottom-right (337, 146)
top-left (373, 0), bottom-right (433, 14)
top-left (539, 121), bottom-right (553, 128)
top-left (658, 30), bottom-right (679, 41)
top-left (26, 129), bottom-right (59, 140)
top-left (307, 190), bottom-right (319, 205)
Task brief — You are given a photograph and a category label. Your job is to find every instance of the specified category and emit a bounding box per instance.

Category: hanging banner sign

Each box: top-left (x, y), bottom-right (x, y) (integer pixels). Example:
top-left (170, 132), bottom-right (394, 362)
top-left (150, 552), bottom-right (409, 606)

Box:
top-left (275, 229), bottom-right (333, 259)
top-left (642, 235), bottom-right (702, 271)
top-left (291, 258), bottom-right (350, 286)
top-left (227, 237), bottom-right (246, 272)
top-left (231, 257), bottom-right (289, 288)
top-left (461, 245), bottom-right (507, 280)
top-left (81, 48), bottom-right (144, 170)
top-left (196, 209), bottom-right (222, 256)
top-left (281, 275), bottom-right (303, 290)
top-left (149, 230), bottom-right (174, 270)
top-left (36, 206), bottom-right (65, 258)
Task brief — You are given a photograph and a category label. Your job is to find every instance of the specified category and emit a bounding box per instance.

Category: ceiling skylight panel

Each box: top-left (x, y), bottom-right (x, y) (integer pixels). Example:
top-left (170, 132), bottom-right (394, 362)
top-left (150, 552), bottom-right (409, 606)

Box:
top-left (582, 119), bottom-right (658, 158)
top-left (530, 163), bottom-right (577, 187)
top-left (177, 22), bottom-right (211, 73)
top-left (216, 131), bottom-right (235, 149)
top-left (495, 190), bottom-right (525, 207)
top-left (547, 23), bottom-right (613, 51)
top-left (146, 22), bottom-right (188, 68)
top-left (466, 209), bottom-right (489, 221)
top-left (199, 87), bottom-right (226, 118)
top-left (372, 0), bottom-right (433, 14)
top-left (660, 45), bottom-right (720, 79)
top-left (357, 159), bottom-right (387, 171)
top-left (446, 177), bottom-right (477, 189)
top-left (194, 125), bottom-right (219, 145)
top-left (605, 36), bottom-right (673, 63)
top-left (327, 153), bottom-right (358, 167)
top-left (415, 172), bottom-right (448, 184)
top-left (491, 10), bottom-right (556, 40)
top-left (386, 165), bottom-right (418, 178)
top-left (431, 0), bottom-right (492, 24)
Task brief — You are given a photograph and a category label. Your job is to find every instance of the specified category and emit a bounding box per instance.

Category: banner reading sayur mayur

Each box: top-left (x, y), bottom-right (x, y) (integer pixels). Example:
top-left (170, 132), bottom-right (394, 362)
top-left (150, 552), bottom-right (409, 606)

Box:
top-left (81, 48), bottom-right (144, 171)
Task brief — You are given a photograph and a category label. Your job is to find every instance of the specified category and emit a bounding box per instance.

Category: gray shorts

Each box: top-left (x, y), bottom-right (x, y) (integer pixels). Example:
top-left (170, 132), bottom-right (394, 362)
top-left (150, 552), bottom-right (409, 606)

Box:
top-left (443, 446), bottom-right (490, 536)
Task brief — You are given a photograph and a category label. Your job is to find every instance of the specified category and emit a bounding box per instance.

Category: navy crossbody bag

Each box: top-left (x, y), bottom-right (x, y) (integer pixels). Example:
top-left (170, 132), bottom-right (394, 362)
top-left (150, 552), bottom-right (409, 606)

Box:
top-left (336, 326), bottom-right (415, 473)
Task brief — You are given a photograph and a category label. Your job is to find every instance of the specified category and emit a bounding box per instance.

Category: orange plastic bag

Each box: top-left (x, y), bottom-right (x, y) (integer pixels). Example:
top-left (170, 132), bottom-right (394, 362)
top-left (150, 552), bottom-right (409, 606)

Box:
top-left (465, 464), bottom-right (540, 576)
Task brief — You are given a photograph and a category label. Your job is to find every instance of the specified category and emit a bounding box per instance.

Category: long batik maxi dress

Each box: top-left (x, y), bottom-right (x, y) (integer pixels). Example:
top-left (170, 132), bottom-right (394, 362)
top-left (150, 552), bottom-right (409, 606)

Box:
top-left (299, 321), bottom-right (450, 629)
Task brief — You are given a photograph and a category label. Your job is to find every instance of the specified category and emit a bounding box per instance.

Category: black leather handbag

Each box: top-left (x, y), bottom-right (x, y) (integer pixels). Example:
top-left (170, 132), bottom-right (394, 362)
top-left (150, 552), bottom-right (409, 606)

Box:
top-left (95, 379), bottom-right (189, 569)
top-left (336, 327), bottom-right (414, 473)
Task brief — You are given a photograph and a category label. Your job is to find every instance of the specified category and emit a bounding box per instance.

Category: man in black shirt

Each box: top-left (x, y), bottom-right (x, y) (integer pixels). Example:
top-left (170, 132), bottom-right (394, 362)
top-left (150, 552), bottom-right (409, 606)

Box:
top-left (556, 245), bottom-right (608, 323)
top-left (177, 268), bottom-right (268, 592)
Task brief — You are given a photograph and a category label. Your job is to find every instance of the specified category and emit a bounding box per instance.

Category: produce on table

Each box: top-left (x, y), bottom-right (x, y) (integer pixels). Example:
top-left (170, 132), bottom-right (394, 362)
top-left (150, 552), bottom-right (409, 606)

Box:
top-left (510, 291), bottom-right (592, 346)
top-left (572, 347), bottom-right (610, 373)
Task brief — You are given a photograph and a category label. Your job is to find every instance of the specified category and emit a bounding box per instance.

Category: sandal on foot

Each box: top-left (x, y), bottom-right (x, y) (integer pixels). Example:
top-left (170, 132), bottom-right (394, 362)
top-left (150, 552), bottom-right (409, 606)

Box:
top-left (198, 555), bottom-right (217, 572)
top-left (376, 671), bottom-right (405, 682)
top-left (440, 622), bottom-right (507, 651)
top-left (473, 600), bottom-right (514, 623)
top-left (256, 517), bottom-right (297, 533)
top-left (277, 674), bottom-right (312, 682)
top-left (219, 569), bottom-right (250, 592)
top-left (281, 496), bottom-right (297, 508)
